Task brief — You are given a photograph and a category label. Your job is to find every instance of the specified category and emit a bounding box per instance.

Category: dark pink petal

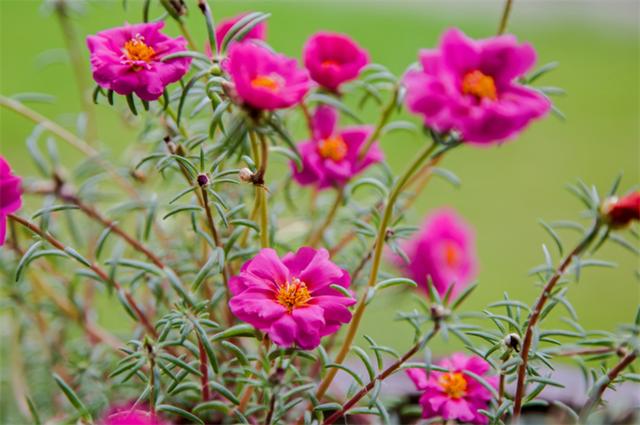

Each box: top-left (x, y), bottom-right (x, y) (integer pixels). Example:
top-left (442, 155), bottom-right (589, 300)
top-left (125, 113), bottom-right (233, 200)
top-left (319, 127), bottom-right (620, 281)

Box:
top-left (244, 248), bottom-right (290, 284)
top-left (311, 105), bottom-right (338, 140)
top-left (269, 314), bottom-right (298, 347)
top-left (292, 305), bottom-right (325, 349)
top-left (440, 28), bottom-right (480, 75)
top-left (406, 368), bottom-right (429, 390)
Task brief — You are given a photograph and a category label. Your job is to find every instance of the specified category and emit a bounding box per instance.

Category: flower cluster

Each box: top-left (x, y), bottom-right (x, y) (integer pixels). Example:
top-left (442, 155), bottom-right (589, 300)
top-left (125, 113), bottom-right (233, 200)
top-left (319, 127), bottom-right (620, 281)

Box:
top-left (3, 4), bottom-right (636, 425)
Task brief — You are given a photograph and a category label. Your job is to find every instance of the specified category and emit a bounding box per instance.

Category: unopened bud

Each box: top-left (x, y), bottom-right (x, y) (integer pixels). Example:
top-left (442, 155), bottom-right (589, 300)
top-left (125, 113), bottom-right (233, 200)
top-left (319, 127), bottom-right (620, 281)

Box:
top-left (197, 173), bottom-right (209, 187)
top-left (503, 333), bottom-right (521, 352)
top-left (430, 304), bottom-right (450, 321)
top-left (601, 192), bottom-right (640, 229)
top-left (239, 168), bottom-right (254, 183)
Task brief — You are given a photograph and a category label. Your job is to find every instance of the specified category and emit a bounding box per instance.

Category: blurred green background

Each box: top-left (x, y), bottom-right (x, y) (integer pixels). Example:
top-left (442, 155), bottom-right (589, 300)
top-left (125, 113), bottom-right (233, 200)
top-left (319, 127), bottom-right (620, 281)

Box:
top-left (1, 0), bottom-right (638, 356)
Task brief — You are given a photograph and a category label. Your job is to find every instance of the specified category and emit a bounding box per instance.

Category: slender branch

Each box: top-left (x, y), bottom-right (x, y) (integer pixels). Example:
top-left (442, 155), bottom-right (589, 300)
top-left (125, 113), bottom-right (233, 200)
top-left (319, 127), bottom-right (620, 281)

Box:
top-left (578, 349), bottom-right (638, 421)
top-left (254, 132), bottom-right (270, 248)
top-left (357, 85), bottom-right (399, 161)
top-left (310, 141), bottom-right (438, 407)
top-left (307, 189), bottom-right (344, 247)
top-left (197, 336), bottom-right (211, 401)
top-left (512, 221), bottom-right (601, 420)
top-left (53, 0), bottom-right (98, 145)
top-left (497, 0), bottom-right (514, 35)
top-left (9, 214), bottom-right (157, 338)
top-left (0, 96), bottom-right (137, 197)
top-left (551, 347), bottom-right (617, 357)
top-left (323, 323), bottom-right (441, 425)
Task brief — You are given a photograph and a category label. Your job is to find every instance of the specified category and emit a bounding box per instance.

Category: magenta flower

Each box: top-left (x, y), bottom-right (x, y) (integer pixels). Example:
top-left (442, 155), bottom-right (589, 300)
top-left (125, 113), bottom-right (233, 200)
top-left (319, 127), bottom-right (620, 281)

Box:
top-left (403, 28), bottom-right (550, 145)
top-left (100, 406), bottom-right (170, 425)
top-left (395, 208), bottom-right (477, 297)
top-left (407, 353), bottom-right (498, 424)
top-left (227, 42), bottom-right (310, 111)
top-left (291, 106), bottom-right (383, 189)
top-left (87, 22), bottom-right (192, 101)
top-left (229, 247), bottom-right (356, 350)
top-left (0, 155), bottom-right (22, 246)
top-left (206, 13), bottom-right (267, 56)
top-left (303, 32), bottom-right (369, 92)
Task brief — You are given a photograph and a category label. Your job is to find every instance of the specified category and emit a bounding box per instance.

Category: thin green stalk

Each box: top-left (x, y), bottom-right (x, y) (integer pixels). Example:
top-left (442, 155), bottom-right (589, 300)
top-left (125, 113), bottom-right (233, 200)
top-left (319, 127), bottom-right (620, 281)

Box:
top-left (497, 0), bottom-right (514, 35)
top-left (307, 189), bottom-right (344, 247)
top-left (53, 0), bottom-right (98, 145)
top-left (311, 141), bottom-right (437, 403)
top-left (357, 85), bottom-right (399, 161)
top-left (0, 96), bottom-right (137, 197)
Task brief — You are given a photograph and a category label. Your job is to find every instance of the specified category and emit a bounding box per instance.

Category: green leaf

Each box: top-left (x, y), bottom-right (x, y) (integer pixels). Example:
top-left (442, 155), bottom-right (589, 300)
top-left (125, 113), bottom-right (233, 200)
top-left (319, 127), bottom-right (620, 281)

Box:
top-left (208, 381), bottom-right (240, 405)
top-left (163, 205), bottom-right (203, 220)
top-left (539, 219), bottom-right (564, 256)
top-left (193, 401), bottom-right (229, 415)
top-left (374, 277), bottom-right (417, 291)
top-left (157, 404), bottom-right (204, 425)
top-left (15, 241), bottom-right (43, 281)
top-left (26, 397), bottom-right (42, 425)
top-left (220, 12), bottom-right (270, 53)
top-left (211, 324), bottom-right (256, 341)
top-left (52, 373), bottom-right (91, 421)
top-left (32, 204), bottom-right (79, 219)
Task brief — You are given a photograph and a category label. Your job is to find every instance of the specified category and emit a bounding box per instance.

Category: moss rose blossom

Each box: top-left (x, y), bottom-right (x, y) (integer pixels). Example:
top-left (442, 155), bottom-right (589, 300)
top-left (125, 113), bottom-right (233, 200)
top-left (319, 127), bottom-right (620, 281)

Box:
top-left (395, 208), bottom-right (477, 297)
top-left (87, 22), bottom-right (192, 101)
top-left (404, 28), bottom-right (550, 145)
top-left (227, 42), bottom-right (311, 110)
top-left (228, 247), bottom-right (355, 350)
top-left (291, 105), bottom-right (383, 189)
top-left (303, 32), bottom-right (369, 92)
top-left (407, 353), bottom-right (498, 424)
top-left (0, 155), bottom-right (22, 246)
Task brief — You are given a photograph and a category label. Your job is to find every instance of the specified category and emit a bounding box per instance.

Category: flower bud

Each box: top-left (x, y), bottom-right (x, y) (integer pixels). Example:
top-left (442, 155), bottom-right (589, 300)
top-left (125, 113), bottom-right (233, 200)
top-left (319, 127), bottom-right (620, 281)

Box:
top-left (601, 192), bottom-right (640, 229)
top-left (197, 173), bottom-right (209, 187)
top-left (503, 333), bottom-right (521, 352)
top-left (239, 168), bottom-right (254, 183)
top-left (430, 304), bottom-right (450, 321)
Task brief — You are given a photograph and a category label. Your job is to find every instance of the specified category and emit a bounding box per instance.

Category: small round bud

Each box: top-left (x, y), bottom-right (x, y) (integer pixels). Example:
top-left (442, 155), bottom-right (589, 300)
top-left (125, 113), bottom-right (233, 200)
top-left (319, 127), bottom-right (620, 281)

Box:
top-left (503, 333), bottom-right (521, 352)
top-left (209, 64), bottom-right (222, 76)
top-left (197, 173), bottom-right (209, 187)
top-left (430, 304), bottom-right (450, 321)
top-left (616, 346), bottom-right (629, 357)
top-left (601, 192), bottom-right (640, 229)
top-left (239, 168), bottom-right (254, 183)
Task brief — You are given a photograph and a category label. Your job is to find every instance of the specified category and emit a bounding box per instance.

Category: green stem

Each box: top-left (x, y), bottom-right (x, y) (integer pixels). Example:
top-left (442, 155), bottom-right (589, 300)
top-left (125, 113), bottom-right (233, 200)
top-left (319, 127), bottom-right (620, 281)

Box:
top-left (357, 85), bottom-right (399, 161)
top-left (307, 189), bottom-right (344, 247)
top-left (311, 141), bottom-right (437, 403)
top-left (0, 96), bottom-right (137, 198)
top-left (54, 0), bottom-right (99, 145)
top-left (497, 0), bottom-right (514, 35)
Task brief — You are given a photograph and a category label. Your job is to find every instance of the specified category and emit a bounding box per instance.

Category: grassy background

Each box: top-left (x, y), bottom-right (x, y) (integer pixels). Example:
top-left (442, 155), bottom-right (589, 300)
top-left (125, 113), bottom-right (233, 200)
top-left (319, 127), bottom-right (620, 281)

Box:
top-left (1, 0), bottom-right (638, 358)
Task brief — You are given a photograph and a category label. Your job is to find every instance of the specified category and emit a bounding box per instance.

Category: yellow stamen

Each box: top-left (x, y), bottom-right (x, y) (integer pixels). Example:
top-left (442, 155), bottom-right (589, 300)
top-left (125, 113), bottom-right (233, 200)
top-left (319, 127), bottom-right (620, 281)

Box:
top-left (442, 241), bottom-right (460, 267)
top-left (321, 59), bottom-right (339, 68)
top-left (251, 75), bottom-right (282, 92)
top-left (318, 135), bottom-right (348, 162)
top-left (123, 35), bottom-right (156, 64)
top-left (438, 372), bottom-right (468, 399)
top-left (276, 278), bottom-right (311, 312)
top-left (462, 70), bottom-right (497, 101)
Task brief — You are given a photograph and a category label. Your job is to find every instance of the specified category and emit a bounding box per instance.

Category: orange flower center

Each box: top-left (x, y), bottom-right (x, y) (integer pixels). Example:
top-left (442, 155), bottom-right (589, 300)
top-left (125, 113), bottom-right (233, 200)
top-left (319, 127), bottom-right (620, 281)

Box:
top-left (318, 135), bottom-right (348, 162)
top-left (438, 372), bottom-right (467, 399)
top-left (251, 74), bottom-right (282, 92)
top-left (321, 59), bottom-right (339, 68)
top-left (442, 241), bottom-right (460, 267)
top-left (276, 278), bottom-right (311, 312)
top-left (124, 35), bottom-right (156, 63)
top-left (462, 70), bottom-right (497, 101)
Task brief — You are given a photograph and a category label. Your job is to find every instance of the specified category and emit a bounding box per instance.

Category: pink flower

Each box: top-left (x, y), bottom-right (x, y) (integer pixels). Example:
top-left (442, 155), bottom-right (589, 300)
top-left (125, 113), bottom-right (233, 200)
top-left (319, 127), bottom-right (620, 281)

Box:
top-left (228, 42), bottom-right (311, 110)
top-left (87, 22), bottom-right (192, 101)
top-left (291, 106), bottom-right (383, 189)
top-left (205, 13), bottom-right (267, 56)
top-left (0, 155), bottom-right (22, 246)
top-left (303, 32), bottom-right (369, 92)
top-left (229, 247), bottom-right (356, 349)
top-left (407, 353), bottom-right (498, 424)
top-left (396, 208), bottom-right (477, 297)
top-left (403, 28), bottom-right (550, 145)
top-left (100, 406), bottom-right (170, 425)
